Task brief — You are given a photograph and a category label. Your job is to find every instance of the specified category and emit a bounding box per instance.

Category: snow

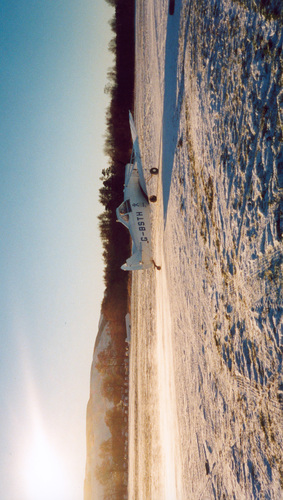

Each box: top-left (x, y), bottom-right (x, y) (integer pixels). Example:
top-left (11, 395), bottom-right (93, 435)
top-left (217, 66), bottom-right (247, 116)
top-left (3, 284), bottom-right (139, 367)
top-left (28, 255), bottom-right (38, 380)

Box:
top-left (129, 0), bottom-right (283, 498)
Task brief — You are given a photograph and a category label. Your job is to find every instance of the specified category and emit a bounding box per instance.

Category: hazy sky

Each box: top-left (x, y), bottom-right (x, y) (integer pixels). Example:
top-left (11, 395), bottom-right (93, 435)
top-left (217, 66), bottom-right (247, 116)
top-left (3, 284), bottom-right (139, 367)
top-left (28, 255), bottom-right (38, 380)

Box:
top-left (0, 1), bottom-right (114, 498)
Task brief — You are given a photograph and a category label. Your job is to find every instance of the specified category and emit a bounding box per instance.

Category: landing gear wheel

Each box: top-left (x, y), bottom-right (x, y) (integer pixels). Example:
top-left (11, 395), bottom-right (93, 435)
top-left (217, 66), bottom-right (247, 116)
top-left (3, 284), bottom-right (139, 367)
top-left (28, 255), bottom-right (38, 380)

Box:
top-left (152, 260), bottom-right (161, 270)
top-left (150, 167), bottom-right (159, 175)
top-left (169, 0), bottom-right (175, 15)
top-left (149, 195), bottom-right (157, 203)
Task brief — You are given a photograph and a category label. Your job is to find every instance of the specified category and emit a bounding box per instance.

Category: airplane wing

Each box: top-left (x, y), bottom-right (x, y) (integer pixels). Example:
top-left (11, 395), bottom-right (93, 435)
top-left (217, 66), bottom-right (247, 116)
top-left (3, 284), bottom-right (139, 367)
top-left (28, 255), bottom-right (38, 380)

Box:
top-left (129, 111), bottom-right (148, 196)
top-left (129, 111), bottom-right (138, 145)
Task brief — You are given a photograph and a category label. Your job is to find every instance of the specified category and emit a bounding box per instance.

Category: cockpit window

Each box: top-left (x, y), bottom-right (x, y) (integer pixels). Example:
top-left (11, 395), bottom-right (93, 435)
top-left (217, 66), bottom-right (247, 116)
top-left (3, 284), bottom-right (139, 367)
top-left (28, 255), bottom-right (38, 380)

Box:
top-left (121, 213), bottom-right (129, 223)
top-left (120, 200), bottom-right (131, 214)
top-left (118, 200), bottom-right (132, 224)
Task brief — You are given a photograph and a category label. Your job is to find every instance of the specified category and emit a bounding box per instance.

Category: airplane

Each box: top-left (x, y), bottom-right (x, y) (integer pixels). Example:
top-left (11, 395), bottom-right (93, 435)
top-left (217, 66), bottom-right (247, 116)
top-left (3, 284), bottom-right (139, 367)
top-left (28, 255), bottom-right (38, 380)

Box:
top-left (116, 112), bottom-right (160, 271)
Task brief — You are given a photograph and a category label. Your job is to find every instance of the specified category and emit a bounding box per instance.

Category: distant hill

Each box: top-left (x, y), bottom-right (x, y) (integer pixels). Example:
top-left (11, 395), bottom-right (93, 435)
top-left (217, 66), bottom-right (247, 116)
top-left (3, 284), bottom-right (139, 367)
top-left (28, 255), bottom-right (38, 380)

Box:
top-left (84, 315), bottom-right (112, 500)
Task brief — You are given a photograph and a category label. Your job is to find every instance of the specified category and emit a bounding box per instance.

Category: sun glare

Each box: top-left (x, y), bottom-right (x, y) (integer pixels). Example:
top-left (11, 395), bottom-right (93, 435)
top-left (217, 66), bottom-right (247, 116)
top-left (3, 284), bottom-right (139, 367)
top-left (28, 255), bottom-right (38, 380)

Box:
top-left (23, 424), bottom-right (70, 500)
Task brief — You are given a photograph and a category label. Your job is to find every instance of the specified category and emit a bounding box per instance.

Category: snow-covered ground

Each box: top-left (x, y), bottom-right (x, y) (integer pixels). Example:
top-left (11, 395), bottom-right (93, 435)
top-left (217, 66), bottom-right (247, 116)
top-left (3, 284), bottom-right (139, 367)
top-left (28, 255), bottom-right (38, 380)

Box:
top-left (129, 1), bottom-right (283, 498)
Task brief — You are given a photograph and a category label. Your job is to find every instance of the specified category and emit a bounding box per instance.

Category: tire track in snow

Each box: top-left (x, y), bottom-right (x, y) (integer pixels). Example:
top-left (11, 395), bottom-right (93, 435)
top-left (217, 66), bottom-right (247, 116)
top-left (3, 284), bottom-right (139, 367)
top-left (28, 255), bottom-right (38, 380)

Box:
top-left (155, 253), bottom-right (183, 500)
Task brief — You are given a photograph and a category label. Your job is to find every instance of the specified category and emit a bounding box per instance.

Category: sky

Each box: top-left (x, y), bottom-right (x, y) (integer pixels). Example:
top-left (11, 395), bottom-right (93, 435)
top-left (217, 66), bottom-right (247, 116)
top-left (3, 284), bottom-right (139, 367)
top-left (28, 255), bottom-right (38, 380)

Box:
top-left (0, 1), bottom-right (114, 498)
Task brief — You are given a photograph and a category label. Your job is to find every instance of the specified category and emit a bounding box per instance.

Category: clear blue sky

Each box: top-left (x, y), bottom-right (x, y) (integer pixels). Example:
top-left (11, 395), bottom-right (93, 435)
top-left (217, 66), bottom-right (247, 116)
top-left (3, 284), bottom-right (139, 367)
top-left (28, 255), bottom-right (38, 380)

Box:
top-left (0, 1), bottom-right (113, 498)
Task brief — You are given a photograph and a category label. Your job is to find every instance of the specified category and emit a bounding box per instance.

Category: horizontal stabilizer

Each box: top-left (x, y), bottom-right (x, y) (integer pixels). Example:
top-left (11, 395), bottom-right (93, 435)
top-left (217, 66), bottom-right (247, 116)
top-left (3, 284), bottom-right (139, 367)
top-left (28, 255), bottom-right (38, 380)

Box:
top-left (121, 250), bottom-right (153, 271)
top-left (121, 251), bottom-right (143, 271)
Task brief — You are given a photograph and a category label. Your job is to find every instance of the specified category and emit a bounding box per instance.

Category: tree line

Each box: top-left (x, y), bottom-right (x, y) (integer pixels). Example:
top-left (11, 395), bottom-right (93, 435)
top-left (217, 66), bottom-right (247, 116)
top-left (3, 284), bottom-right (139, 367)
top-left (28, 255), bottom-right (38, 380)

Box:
top-left (91, 0), bottom-right (135, 497)
top-left (98, 0), bottom-right (135, 299)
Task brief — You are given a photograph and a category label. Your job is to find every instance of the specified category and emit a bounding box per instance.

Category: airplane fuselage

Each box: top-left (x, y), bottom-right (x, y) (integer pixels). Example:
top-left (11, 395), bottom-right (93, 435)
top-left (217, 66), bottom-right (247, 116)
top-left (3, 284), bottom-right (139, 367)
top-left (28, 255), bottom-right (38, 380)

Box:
top-left (116, 164), bottom-right (153, 270)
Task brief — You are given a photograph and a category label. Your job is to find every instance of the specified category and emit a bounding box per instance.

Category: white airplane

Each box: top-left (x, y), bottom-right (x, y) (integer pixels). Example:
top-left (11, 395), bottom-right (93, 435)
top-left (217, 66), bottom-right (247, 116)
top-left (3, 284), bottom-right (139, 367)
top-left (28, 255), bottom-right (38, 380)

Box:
top-left (116, 112), bottom-right (160, 271)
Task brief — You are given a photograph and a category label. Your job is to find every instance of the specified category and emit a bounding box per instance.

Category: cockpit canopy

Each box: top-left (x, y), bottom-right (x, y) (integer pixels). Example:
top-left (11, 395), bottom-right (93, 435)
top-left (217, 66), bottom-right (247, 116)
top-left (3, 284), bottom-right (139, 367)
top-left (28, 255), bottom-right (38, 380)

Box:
top-left (116, 199), bottom-right (132, 227)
